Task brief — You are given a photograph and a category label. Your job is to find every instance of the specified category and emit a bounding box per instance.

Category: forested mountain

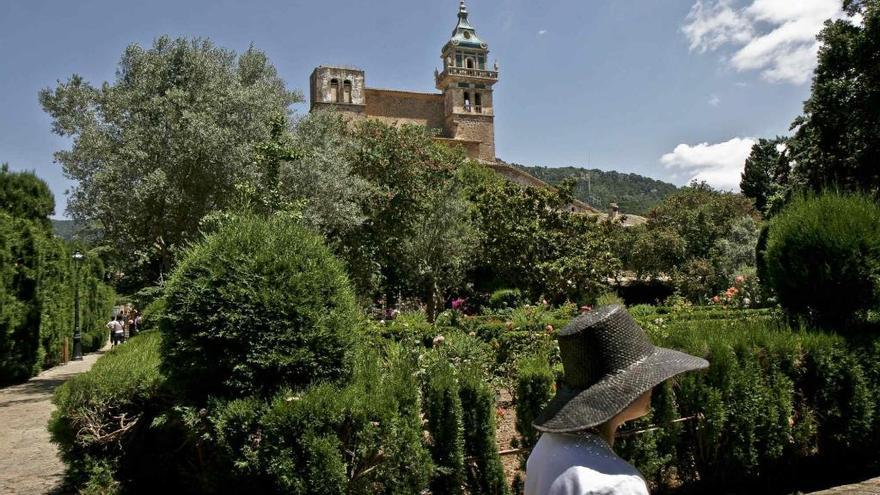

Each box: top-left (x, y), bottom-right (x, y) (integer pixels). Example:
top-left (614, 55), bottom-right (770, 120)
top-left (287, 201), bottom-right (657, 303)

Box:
top-left (51, 219), bottom-right (75, 240)
top-left (507, 162), bottom-right (678, 215)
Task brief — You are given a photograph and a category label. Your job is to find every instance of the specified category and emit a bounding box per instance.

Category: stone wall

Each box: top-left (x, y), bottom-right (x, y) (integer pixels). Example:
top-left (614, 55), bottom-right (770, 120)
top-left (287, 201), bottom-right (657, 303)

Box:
top-left (310, 66), bottom-right (366, 110)
top-left (364, 88), bottom-right (446, 133)
top-left (435, 137), bottom-right (481, 159)
top-left (446, 113), bottom-right (495, 162)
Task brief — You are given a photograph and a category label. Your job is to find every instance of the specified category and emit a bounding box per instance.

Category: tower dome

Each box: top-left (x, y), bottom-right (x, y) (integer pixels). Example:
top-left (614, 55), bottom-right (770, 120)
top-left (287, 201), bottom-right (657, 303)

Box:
top-left (445, 0), bottom-right (488, 51)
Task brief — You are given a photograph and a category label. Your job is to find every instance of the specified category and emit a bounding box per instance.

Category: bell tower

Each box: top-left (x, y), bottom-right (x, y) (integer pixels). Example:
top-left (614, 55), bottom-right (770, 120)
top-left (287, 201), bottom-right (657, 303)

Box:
top-left (435, 0), bottom-right (499, 162)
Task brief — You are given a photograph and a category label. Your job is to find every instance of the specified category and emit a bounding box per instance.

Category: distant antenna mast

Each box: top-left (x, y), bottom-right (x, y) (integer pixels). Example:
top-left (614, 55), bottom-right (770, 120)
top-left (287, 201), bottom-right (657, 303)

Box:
top-left (586, 153), bottom-right (592, 199)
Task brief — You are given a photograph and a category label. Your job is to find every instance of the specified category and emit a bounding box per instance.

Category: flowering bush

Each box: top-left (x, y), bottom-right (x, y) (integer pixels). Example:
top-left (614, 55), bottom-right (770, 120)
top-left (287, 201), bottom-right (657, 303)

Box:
top-left (709, 274), bottom-right (768, 309)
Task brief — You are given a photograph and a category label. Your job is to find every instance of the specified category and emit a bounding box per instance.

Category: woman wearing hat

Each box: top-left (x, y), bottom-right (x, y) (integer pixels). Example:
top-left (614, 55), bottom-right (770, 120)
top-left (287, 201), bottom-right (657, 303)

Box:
top-left (525, 305), bottom-right (708, 495)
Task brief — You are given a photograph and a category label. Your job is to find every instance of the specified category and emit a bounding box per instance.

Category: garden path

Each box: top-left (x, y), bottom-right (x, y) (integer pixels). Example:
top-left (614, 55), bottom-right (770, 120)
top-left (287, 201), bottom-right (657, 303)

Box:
top-left (0, 348), bottom-right (107, 495)
top-left (807, 477), bottom-right (880, 494)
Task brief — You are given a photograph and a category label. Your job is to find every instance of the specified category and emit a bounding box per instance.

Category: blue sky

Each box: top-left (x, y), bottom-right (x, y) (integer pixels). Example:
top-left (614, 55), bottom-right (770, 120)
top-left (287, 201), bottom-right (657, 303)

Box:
top-left (0, 0), bottom-right (844, 218)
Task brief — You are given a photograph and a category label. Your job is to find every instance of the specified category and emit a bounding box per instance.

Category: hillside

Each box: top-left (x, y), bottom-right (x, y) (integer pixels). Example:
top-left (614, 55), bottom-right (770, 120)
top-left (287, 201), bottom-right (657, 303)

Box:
top-left (506, 163), bottom-right (677, 215)
top-left (51, 219), bottom-right (75, 240)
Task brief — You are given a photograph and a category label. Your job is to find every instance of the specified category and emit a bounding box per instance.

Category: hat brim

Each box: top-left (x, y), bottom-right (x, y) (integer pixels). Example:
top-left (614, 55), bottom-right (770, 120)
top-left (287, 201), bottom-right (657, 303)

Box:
top-left (533, 346), bottom-right (708, 433)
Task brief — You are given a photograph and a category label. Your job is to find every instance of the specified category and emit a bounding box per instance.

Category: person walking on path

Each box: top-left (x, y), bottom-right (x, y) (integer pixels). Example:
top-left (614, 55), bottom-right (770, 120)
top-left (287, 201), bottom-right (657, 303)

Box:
top-left (525, 305), bottom-right (709, 495)
top-left (107, 315), bottom-right (124, 347)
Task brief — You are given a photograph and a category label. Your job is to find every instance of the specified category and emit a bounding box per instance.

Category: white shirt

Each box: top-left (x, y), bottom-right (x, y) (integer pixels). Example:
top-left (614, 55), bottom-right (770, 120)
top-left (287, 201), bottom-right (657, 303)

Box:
top-left (525, 432), bottom-right (649, 495)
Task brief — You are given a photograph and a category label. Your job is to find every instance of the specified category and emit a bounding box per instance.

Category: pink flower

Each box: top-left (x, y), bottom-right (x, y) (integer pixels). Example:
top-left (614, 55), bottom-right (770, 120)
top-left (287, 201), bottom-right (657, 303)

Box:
top-left (451, 298), bottom-right (465, 310)
top-left (735, 275), bottom-right (745, 285)
top-left (545, 324), bottom-right (554, 334)
top-left (712, 296), bottom-right (721, 304)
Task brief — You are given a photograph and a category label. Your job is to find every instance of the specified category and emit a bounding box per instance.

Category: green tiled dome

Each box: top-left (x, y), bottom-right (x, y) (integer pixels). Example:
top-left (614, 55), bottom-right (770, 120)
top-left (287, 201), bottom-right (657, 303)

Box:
top-left (445, 1), bottom-right (487, 50)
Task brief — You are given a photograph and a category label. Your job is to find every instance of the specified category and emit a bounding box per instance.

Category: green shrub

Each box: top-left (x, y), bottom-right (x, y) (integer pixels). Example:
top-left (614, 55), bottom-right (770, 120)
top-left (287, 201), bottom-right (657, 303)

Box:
top-left (424, 362), bottom-right (466, 495)
top-left (50, 332), bottom-right (167, 491)
top-left (256, 347), bottom-right (433, 495)
top-left (599, 311), bottom-right (880, 492)
top-left (420, 331), bottom-right (495, 381)
top-left (514, 354), bottom-right (555, 451)
top-left (596, 292), bottom-right (624, 306)
top-left (765, 192), bottom-right (880, 327)
top-left (140, 296), bottom-right (166, 332)
top-left (369, 309), bottom-right (435, 347)
top-left (488, 288), bottom-right (524, 311)
top-left (459, 369), bottom-right (508, 495)
top-left (0, 212), bottom-right (112, 385)
top-left (161, 215), bottom-right (359, 400)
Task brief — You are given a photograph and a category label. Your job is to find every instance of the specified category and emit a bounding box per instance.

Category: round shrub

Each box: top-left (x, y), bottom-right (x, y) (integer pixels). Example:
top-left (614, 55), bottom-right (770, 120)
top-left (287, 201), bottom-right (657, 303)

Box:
top-left (161, 215), bottom-right (359, 400)
top-left (488, 288), bottom-right (523, 310)
top-left (765, 192), bottom-right (880, 327)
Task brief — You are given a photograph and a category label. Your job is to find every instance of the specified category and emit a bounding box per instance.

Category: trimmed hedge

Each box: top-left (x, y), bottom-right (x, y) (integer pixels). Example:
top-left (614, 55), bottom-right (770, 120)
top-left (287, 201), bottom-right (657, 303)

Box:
top-left (161, 215), bottom-right (360, 400)
top-left (50, 331), bottom-right (167, 493)
top-left (514, 354), bottom-right (555, 452)
top-left (0, 212), bottom-right (113, 385)
top-left (422, 355), bottom-right (508, 495)
top-left (610, 308), bottom-right (880, 493)
top-left (765, 192), bottom-right (880, 327)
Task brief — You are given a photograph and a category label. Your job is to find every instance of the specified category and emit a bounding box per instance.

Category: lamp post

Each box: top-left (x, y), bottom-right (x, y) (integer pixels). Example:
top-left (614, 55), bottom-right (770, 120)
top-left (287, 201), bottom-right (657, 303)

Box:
top-left (72, 251), bottom-right (85, 361)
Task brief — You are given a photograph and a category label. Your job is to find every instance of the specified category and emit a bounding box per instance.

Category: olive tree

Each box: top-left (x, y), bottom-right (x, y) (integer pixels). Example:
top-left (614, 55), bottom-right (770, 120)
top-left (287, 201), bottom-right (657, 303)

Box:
top-left (40, 36), bottom-right (300, 288)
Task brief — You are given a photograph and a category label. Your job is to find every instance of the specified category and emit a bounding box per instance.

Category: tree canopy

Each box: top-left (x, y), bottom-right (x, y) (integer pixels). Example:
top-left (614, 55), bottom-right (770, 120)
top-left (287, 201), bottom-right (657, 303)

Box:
top-left (39, 36), bottom-right (300, 288)
top-left (0, 164), bottom-right (54, 227)
top-left (789, 0), bottom-right (880, 194)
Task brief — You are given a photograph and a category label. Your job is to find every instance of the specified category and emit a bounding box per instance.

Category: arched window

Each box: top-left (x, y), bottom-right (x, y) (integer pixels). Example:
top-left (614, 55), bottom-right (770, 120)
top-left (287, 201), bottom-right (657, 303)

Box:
top-left (463, 92), bottom-right (471, 112)
top-left (466, 57), bottom-right (475, 69)
top-left (474, 93), bottom-right (482, 113)
top-left (343, 80), bottom-right (352, 103)
top-left (330, 79), bottom-right (340, 103)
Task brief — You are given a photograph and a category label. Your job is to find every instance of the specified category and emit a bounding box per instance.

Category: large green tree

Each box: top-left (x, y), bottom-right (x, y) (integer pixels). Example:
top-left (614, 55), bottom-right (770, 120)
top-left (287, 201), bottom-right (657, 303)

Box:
top-left (341, 120), bottom-right (472, 304)
top-left (0, 164), bottom-right (54, 228)
top-left (236, 111), bottom-right (372, 236)
top-left (789, 0), bottom-right (880, 194)
top-left (740, 137), bottom-right (790, 216)
top-left (39, 37), bottom-right (299, 287)
top-left (627, 182), bottom-right (760, 301)
top-left (468, 175), bottom-right (620, 304)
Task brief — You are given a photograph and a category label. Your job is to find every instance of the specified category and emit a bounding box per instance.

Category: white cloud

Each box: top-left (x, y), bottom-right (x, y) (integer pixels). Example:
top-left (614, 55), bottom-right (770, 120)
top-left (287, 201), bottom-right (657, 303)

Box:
top-left (683, 1), bottom-right (753, 52)
top-left (660, 137), bottom-right (756, 191)
top-left (708, 94), bottom-right (721, 106)
top-left (537, 29), bottom-right (548, 36)
top-left (682, 0), bottom-right (846, 84)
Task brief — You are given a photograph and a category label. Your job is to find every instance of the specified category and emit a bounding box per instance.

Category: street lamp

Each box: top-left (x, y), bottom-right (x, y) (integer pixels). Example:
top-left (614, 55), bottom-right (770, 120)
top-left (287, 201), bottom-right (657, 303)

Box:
top-left (72, 251), bottom-right (85, 361)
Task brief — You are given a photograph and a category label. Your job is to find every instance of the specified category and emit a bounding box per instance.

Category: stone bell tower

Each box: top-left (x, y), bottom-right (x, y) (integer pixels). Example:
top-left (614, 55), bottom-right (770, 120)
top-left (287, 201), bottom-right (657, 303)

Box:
top-left (435, 0), bottom-right (499, 162)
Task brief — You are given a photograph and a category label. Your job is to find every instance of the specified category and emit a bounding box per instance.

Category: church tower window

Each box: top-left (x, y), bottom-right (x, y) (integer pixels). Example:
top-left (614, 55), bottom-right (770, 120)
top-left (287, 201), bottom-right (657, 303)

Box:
top-left (343, 80), bottom-right (352, 103)
top-left (463, 91), bottom-right (471, 112)
top-left (466, 57), bottom-right (475, 69)
top-left (474, 92), bottom-right (482, 113)
top-left (330, 79), bottom-right (340, 102)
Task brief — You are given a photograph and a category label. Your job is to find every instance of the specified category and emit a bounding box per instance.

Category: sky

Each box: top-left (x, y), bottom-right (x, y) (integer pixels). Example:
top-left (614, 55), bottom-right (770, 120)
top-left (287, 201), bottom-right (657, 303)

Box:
top-left (0, 0), bottom-right (847, 218)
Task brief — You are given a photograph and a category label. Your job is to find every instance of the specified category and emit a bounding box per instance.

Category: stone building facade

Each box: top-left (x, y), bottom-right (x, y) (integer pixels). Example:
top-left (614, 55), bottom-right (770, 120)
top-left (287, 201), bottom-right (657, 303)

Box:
top-left (309, 1), bottom-right (498, 162)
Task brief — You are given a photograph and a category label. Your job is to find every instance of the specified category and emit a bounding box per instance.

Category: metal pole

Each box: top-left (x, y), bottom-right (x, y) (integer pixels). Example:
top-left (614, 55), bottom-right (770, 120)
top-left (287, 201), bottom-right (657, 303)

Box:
top-left (72, 252), bottom-right (84, 361)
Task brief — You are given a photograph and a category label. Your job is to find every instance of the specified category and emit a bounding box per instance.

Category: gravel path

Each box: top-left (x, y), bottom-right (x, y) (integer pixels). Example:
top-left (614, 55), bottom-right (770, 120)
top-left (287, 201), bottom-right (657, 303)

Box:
top-left (0, 349), bottom-right (107, 495)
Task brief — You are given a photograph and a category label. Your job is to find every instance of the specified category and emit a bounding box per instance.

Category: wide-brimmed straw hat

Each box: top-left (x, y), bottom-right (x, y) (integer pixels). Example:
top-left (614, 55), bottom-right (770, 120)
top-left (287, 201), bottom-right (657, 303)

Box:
top-left (533, 305), bottom-right (708, 433)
